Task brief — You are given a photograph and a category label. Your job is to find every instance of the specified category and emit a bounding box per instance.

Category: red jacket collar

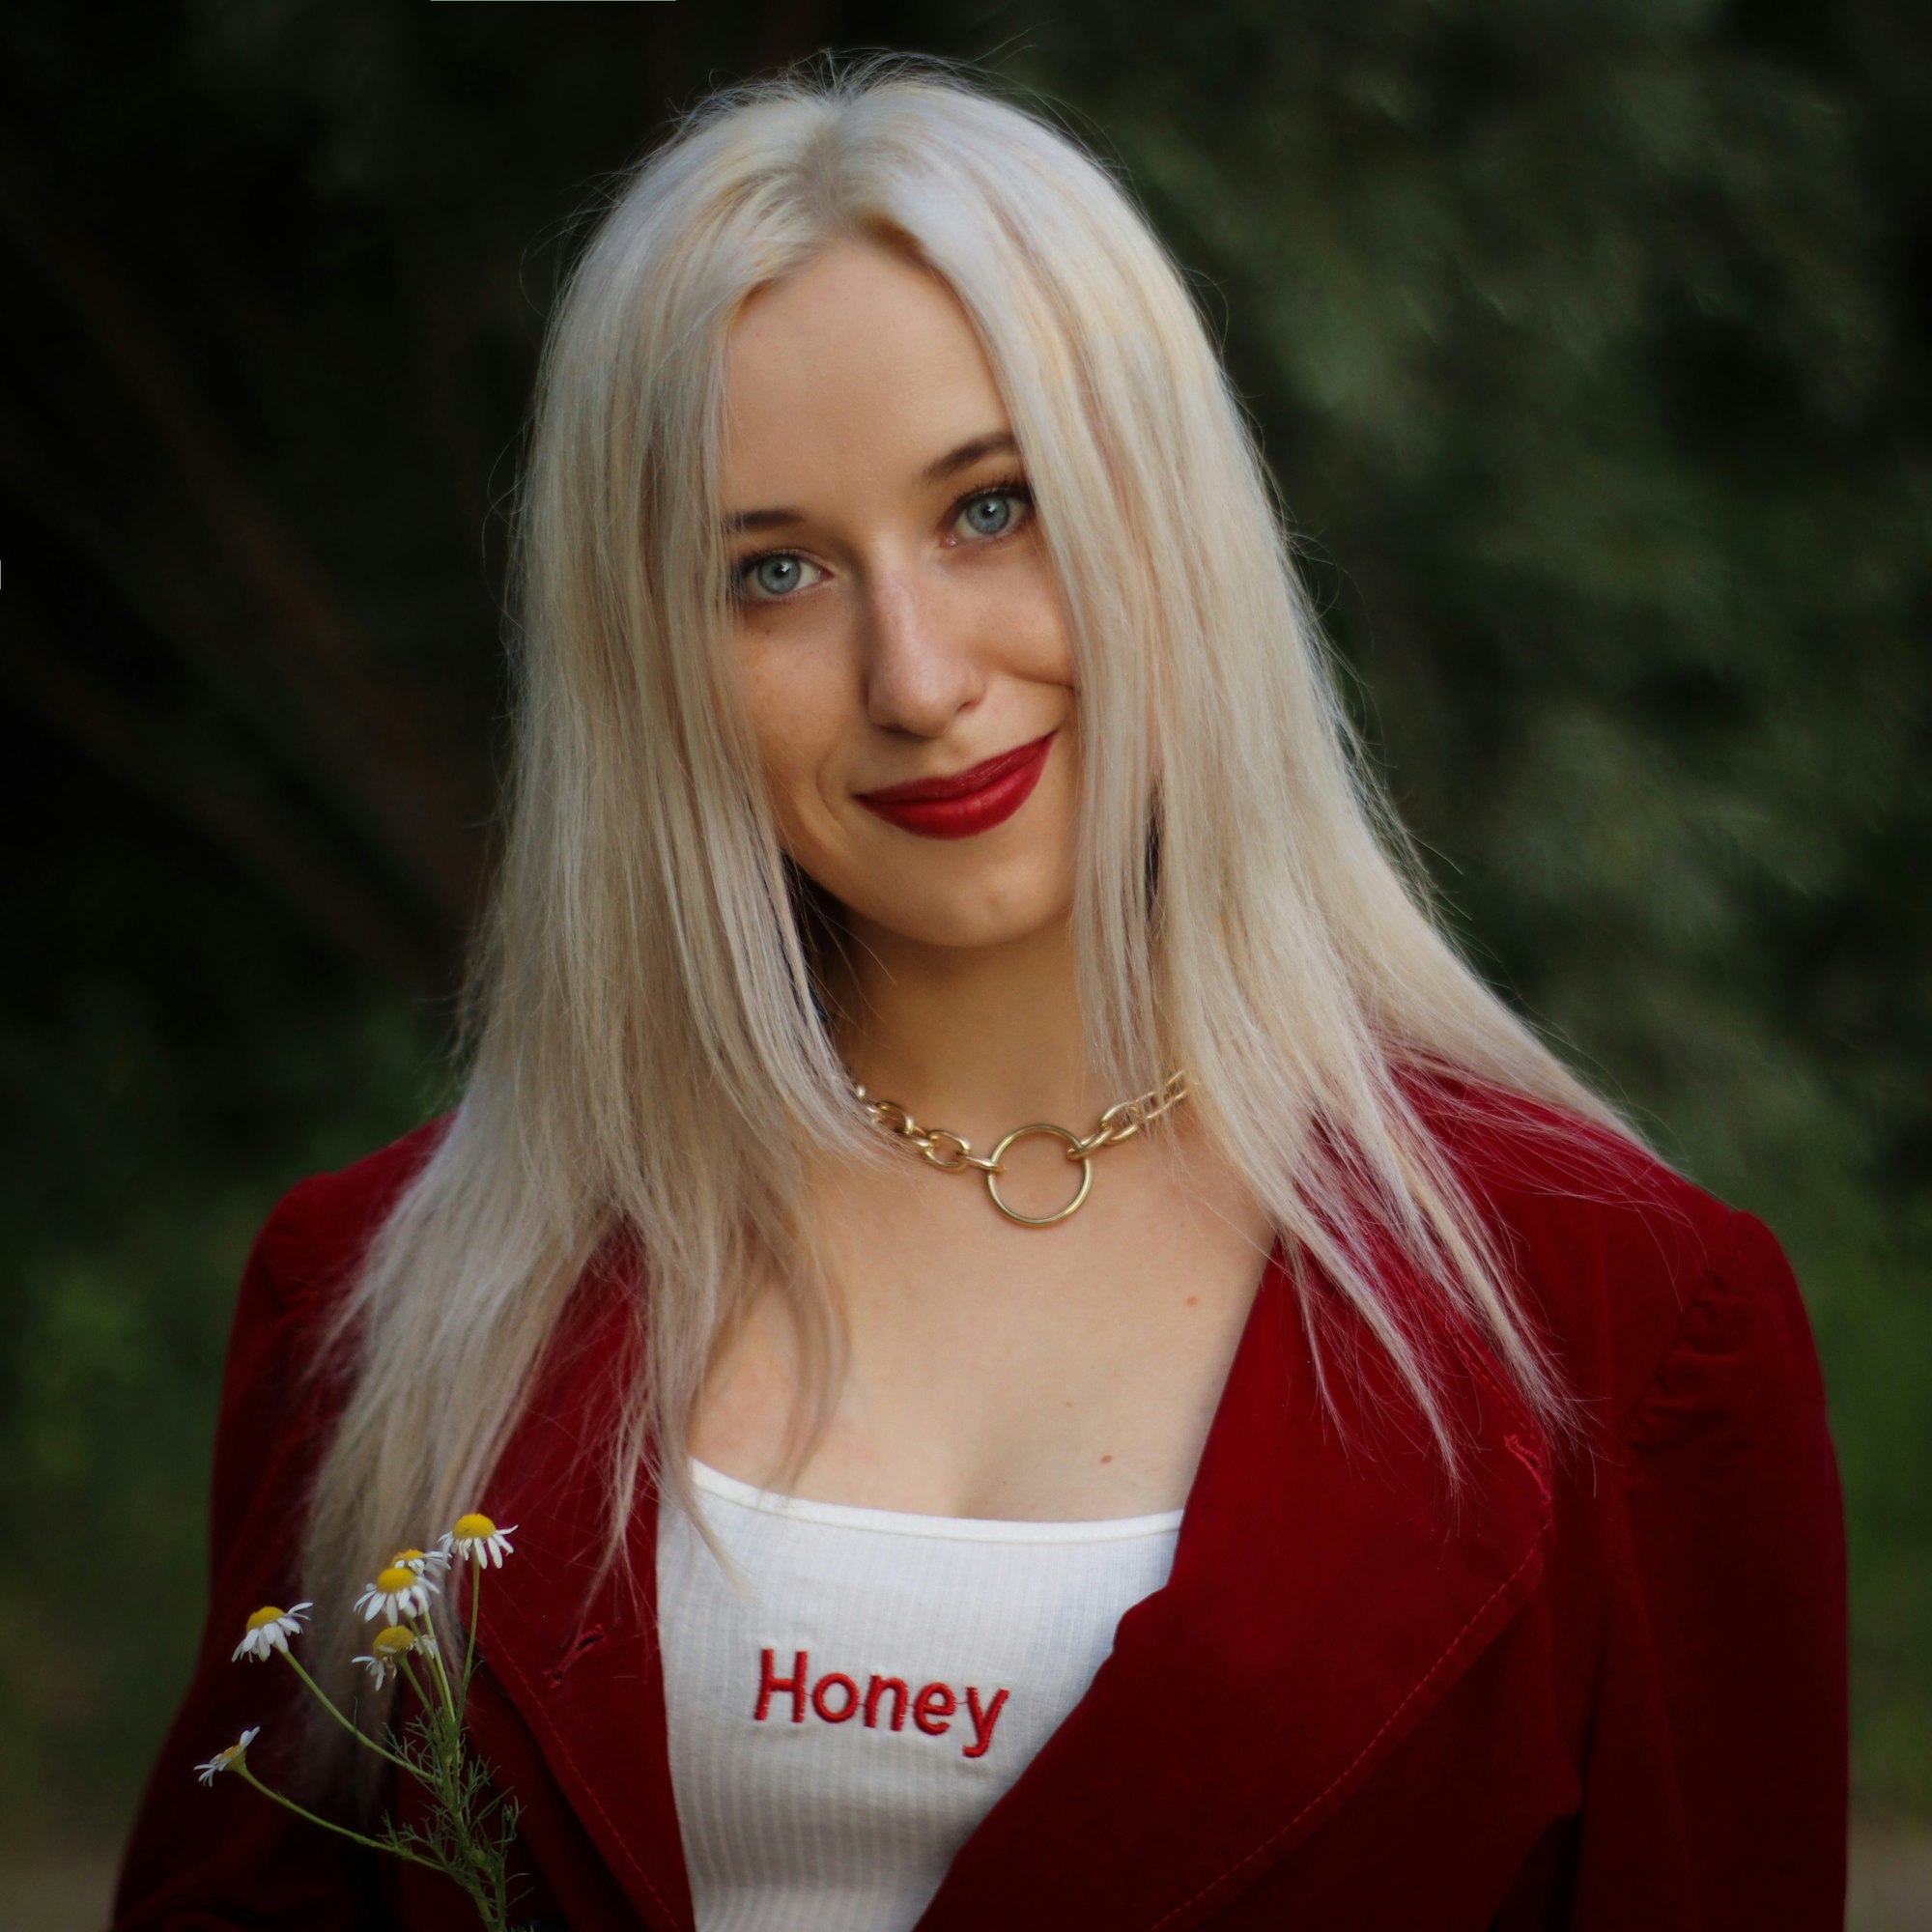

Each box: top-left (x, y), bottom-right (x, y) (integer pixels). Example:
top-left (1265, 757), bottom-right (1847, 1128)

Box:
top-left (469, 1230), bottom-right (1554, 1932)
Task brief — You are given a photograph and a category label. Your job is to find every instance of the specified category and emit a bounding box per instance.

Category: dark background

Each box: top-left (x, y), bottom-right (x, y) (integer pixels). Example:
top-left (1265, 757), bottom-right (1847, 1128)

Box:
top-left (3, 0), bottom-right (1926, 1907)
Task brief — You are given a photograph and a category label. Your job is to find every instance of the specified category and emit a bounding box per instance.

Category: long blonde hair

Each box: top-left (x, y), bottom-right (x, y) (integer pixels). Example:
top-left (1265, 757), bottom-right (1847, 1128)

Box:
top-left (299, 50), bottom-right (1663, 1763)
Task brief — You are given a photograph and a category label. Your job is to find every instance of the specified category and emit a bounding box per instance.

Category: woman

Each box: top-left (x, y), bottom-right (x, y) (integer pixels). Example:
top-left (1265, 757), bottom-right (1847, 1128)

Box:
top-left (114, 53), bottom-right (1848, 1932)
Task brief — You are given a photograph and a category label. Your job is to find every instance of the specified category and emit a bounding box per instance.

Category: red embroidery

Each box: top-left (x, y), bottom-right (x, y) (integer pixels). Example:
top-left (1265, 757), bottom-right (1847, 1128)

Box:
top-left (811, 1671), bottom-right (860, 1722)
top-left (753, 1647), bottom-right (1010, 1757)
top-left (963, 1686), bottom-right (1009, 1760)
top-left (754, 1647), bottom-right (809, 1722)
top-left (864, 1675), bottom-right (908, 1730)
top-left (913, 1683), bottom-right (955, 1736)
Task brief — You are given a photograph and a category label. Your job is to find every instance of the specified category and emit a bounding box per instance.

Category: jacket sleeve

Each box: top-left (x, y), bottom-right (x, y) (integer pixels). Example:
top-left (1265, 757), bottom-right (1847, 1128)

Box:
top-left (112, 1177), bottom-right (389, 1931)
top-left (1570, 1208), bottom-right (1850, 1930)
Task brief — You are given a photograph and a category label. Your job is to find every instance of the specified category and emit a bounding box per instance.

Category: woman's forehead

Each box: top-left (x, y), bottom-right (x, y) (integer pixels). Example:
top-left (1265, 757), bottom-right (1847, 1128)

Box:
top-left (718, 243), bottom-right (1012, 506)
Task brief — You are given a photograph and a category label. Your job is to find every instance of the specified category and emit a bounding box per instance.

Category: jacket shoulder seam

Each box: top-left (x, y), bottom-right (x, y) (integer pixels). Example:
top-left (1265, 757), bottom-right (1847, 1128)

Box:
top-left (253, 1170), bottom-right (337, 1316)
top-left (1616, 1203), bottom-right (1751, 1451)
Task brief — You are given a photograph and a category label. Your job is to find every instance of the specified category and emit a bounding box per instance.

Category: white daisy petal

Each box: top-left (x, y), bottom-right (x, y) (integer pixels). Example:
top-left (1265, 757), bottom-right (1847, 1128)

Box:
top-left (354, 1565), bottom-right (438, 1625)
top-left (352, 1625), bottom-right (420, 1692)
top-left (231, 1603), bottom-right (312, 1663)
top-left (445, 1514), bottom-right (517, 1568)
top-left (194, 1725), bottom-right (260, 1786)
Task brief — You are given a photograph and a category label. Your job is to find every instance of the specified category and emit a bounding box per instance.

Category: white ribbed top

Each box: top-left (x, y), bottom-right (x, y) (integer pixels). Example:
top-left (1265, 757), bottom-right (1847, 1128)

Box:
top-left (656, 1458), bottom-right (1184, 1932)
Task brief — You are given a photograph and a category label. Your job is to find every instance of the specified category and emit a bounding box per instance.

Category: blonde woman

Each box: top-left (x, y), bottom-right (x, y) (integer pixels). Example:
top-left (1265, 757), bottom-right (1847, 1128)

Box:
top-left (115, 54), bottom-right (1848, 1932)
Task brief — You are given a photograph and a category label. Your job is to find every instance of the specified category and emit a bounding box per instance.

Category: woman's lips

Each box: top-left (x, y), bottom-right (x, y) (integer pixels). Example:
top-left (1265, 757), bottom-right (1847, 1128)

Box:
top-left (856, 730), bottom-right (1057, 840)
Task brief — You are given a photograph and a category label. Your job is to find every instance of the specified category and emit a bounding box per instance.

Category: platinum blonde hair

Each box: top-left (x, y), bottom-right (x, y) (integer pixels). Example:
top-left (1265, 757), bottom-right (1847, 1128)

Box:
top-left (298, 50), bottom-right (1659, 1768)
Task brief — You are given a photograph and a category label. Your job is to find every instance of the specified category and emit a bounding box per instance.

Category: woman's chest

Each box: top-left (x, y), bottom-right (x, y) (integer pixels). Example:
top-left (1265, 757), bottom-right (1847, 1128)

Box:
top-left (654, 1463), bottom-right (1189, 1928)
top-left (690, 1156), bottom-right (1277, 1520)
top-left (454, 1155), bottom-right (1598, 1932)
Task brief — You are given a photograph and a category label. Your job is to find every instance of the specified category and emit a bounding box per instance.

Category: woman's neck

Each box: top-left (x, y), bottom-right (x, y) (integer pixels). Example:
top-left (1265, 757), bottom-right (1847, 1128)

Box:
top-left (824, 910), bottom-right (1115, 1140)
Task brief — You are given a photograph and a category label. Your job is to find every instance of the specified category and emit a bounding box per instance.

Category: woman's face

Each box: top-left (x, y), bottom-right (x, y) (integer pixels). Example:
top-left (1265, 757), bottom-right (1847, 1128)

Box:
top-left (716, 239), bottom-right (1080, 956)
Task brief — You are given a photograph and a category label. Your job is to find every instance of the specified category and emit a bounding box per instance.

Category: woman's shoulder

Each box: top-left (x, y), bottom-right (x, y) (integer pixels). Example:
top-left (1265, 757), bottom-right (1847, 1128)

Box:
top-left (244, 1109), bottom-right (458, 1316)
top-left (1397, 1064), bottom-right (1804, 1435)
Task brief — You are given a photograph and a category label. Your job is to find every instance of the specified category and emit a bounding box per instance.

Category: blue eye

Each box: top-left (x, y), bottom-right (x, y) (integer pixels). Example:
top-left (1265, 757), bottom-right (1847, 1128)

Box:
top-left (729, 477), bottom-right (1035, 607)
top-left (955, 482), bottom-right (1032, 540)
top-left (745, 555), bottom-right (817, 600)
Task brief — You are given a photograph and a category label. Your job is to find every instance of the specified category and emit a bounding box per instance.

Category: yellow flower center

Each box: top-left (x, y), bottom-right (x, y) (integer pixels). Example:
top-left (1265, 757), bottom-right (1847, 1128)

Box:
top-left (453, 1513), bottom-right (497, 1541)
top-left (373, 1566), bottom-right (416, 1594)
top-left (390, 1548), bottom-right (428, 1567)
top-left (244, 1605), bottom-right (286, 1632)
top-left (372, 1626), bottom-right (415, 1657)
top-left (217, 1743), bottom-right (245, 1768)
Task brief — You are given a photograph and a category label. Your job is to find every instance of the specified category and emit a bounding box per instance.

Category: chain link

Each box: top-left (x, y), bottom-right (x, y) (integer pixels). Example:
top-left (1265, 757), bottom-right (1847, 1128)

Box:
top-left (848, 1069), bottom-right (1192, 1226)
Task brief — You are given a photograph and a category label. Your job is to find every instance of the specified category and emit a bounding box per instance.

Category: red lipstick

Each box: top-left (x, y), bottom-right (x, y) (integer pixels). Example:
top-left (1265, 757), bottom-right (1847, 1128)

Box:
top-left (856, 730), bottom-right (1057, 840)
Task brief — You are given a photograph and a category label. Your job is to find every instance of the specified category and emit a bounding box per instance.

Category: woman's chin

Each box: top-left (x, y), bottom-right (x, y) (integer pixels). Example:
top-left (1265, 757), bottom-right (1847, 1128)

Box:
top-left (837, 878), bottom-right (1077, 957)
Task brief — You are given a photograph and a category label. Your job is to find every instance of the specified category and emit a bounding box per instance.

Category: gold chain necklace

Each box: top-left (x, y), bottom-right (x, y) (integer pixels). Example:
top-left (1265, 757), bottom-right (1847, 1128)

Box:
top-left (848, 1069), bottom-right (1192, 1228)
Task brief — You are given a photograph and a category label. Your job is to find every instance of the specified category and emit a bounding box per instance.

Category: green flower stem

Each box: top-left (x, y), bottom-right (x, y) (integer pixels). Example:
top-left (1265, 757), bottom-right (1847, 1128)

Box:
top-left (397, 1634), bottom-right (511, 1930)
top-left (232, 1763), bottom-right (440, 1873)
top-left (462, 1559), bottom-right (483, 1721)
top-left (399, 1654), bottom-right (435, 1719)
top-left (412, 1604), bottom-right (461, 1721)
top-left (278, 1652), bottom-right (415, 1777)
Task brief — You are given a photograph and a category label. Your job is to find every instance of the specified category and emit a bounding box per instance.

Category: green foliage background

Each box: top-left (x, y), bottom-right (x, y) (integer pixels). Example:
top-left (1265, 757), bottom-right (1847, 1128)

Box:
top-left (2, 0), bottom-right (1925, 1861)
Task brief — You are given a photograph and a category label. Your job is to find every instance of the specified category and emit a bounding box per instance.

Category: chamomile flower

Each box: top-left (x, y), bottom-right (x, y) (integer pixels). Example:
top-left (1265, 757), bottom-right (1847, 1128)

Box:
top-left (352, 1624), bottom-right (437, 1690)
top-left (195, 1726), bottom-right (260, 1786)
top-left (388, 1545), bottom-right (450, 1581)
top-left (231, 1603), bottom-right (312, 1662)
top-left (355, 1563), bottom-right (438, 1624)
top-left (440, 1513), bottom-right (517, 1569)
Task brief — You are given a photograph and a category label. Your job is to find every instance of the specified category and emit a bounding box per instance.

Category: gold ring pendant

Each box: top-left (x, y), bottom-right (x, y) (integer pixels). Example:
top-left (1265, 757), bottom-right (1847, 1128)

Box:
top-left (985, 1122), bottom-right (1094, 1227)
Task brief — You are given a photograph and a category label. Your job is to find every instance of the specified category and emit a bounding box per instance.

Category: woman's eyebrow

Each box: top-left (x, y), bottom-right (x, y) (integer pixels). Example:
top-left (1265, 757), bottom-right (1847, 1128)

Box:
top-left (719, 430), bottom-right (1021, 536)
top-left (919, 428), bottom-right (1020, 484)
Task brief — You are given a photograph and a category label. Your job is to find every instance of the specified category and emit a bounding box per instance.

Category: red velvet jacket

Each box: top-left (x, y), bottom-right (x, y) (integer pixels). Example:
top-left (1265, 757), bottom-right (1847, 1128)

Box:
top-left (114, 1084), bottom-right (1849, 1930)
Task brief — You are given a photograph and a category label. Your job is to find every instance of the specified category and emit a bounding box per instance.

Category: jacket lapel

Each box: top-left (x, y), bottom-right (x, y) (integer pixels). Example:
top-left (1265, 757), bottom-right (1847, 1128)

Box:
top-left (469, 1228), bottom-right (1554, 1932)
top-left (469, 1260), bottom-right (696, 1932)
top-left (912, 1231), bottom-right (1555, 1929)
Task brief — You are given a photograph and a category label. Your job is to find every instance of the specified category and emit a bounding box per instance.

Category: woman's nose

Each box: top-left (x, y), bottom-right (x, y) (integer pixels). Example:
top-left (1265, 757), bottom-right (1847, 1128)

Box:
top-left (860, 567), bottom-right (986, 736)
